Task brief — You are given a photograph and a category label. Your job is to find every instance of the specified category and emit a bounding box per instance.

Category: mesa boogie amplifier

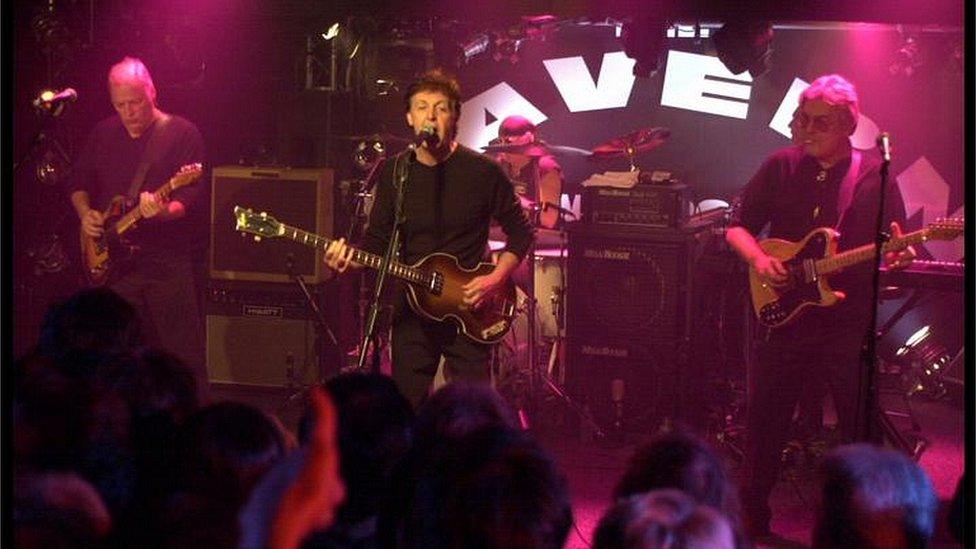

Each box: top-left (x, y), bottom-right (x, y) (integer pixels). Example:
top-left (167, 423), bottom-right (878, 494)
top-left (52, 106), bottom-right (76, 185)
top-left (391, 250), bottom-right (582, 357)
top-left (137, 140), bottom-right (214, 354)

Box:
top-left (581, 182), bottom-right (690, 228)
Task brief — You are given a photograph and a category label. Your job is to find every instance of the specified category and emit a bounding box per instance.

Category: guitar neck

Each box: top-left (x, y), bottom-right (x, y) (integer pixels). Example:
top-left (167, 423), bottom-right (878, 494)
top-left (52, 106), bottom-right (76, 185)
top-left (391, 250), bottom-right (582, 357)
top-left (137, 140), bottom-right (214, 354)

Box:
top-left (278, 223), bottom-right (433, 287)
top-left (113, 179), bottom-right (180, 235)
top-left (814, 228), bottom-right (930, 275)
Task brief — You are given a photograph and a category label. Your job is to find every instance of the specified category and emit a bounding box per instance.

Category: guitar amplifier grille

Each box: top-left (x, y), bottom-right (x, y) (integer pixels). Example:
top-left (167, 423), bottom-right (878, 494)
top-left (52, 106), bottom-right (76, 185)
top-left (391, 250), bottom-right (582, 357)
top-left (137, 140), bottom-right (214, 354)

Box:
top-left (211, 166), bottom-right (334, 283)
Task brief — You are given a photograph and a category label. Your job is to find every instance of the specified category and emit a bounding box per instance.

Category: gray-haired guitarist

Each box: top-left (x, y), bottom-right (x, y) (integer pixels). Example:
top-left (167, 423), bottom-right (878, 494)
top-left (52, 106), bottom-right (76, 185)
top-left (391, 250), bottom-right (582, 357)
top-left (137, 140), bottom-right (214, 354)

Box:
top-left (66, 57), bottom-right (208, 393)
top-left (724, 75), bottom-right (922, 540)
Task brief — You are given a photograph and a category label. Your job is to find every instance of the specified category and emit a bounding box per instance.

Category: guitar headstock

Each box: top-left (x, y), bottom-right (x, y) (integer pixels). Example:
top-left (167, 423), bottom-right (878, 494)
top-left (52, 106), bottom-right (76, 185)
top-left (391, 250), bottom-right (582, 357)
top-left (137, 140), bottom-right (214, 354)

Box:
top-left (168, 163), bottom-right (203, 190)
top-left (234, 206), bottom-right (284, 240)
top-left (926, 217), bottom-right (965, 241)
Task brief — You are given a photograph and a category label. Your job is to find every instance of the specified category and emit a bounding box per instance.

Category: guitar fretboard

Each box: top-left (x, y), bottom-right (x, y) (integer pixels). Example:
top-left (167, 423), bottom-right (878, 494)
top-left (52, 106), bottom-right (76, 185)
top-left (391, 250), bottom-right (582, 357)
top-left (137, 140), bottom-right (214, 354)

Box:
top-left (815, 229), bottom-right (931, 275)
top-left (278, 224), bottom-right (435, 288)
top-left (114, 171), bottom-right (196, 234)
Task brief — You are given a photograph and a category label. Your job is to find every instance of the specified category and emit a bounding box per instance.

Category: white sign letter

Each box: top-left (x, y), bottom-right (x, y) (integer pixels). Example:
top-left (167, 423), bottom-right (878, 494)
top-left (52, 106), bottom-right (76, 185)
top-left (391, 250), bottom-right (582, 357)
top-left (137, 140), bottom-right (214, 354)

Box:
top-left (660, 50), bottom-right (752, 119)
top-left (543, 52), bottom-right (637, 113)
top-left (457, 83), bottom-right (547, 151)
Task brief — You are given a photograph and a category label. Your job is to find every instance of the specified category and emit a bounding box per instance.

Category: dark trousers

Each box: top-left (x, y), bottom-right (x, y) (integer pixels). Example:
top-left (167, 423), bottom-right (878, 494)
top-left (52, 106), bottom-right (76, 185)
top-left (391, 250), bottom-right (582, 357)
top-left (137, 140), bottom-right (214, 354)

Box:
top-left (740, 325), bottom-right (866, 523)
top-left (390, 306), bottom-right (491, 410)
top-left (110, 253), bottom-right (208, 400)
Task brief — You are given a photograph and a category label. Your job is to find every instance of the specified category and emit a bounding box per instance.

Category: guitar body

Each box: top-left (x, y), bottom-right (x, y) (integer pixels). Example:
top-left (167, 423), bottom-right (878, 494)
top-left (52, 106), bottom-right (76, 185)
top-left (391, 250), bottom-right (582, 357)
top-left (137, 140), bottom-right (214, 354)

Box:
top-left (79, 163), bottom-right (202, 286)
top-left (750, 227), bottom-right (845, 328)
top-left (403, 253), bottom-right (518, 344)
top-left (745, 218), bottom-right (962, 329)
top-left (80, 196), bottom-right (135, 286)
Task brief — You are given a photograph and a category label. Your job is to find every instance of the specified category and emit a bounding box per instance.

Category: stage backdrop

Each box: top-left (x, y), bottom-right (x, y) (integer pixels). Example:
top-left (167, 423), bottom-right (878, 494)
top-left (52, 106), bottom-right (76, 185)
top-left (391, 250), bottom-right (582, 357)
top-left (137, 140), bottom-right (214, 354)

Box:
top-left (453, 23), bottom-right (964, 261)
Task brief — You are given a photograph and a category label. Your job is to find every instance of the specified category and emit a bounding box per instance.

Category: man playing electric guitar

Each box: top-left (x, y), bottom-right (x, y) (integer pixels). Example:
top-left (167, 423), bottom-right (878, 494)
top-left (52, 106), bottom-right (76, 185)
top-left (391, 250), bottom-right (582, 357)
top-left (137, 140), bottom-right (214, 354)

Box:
top-left (725, 74), bottom-right (915, 539)
top-left (324, 68), bottom-right (534, 409)
top-left (67, 57), bottom-right (208, 395)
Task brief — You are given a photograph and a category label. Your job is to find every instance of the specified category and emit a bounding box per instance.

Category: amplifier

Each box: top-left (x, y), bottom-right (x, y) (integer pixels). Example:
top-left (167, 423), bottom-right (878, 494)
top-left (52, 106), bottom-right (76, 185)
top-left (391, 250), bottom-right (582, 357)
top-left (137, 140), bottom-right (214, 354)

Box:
top-left (205, 281), bottom-right (326, 387)
top-left (582, 182), bottom-right (690, 228)
top-left (211, 166), bottom-right (334, 283)
top-left (563, 223), bottom-right (713, 430)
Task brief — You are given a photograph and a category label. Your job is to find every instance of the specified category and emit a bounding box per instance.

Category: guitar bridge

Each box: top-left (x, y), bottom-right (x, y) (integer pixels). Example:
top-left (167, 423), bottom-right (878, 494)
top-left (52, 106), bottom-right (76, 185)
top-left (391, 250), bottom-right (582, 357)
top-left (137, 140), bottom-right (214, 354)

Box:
top-left (481, 321), bottom-right (508, 340)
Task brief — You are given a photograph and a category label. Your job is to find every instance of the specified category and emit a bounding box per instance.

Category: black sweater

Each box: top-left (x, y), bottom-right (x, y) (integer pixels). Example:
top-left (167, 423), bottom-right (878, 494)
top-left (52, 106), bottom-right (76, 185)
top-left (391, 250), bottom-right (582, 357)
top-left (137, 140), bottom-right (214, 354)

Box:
top-left (360, 145), bottom-right (534, 269)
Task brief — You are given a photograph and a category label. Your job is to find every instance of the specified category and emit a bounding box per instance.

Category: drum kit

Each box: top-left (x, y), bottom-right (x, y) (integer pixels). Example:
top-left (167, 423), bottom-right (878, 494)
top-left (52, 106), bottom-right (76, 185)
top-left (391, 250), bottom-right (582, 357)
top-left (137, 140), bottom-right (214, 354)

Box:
top-left (342, 125), bottom-right (671, 430)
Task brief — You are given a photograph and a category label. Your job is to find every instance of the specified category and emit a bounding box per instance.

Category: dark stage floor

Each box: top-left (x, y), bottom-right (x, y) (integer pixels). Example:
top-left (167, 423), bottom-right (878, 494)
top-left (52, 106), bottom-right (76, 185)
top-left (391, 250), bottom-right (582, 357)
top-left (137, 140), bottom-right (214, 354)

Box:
top-left (210, 382), bottom-right (965, 549)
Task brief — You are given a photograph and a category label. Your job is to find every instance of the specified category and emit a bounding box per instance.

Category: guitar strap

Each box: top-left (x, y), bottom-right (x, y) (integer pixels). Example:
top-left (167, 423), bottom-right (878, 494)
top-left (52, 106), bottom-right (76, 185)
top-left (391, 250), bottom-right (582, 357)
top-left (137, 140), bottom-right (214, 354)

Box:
top-left (125, 113), bottom-right (173, 203)
top-left (833, 148), bottom-right (862, 230)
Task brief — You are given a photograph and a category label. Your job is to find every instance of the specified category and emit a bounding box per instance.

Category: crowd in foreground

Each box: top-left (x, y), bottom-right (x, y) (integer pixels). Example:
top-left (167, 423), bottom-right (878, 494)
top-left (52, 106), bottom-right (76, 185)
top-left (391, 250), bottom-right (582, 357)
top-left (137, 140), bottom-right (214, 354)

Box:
top-left (13, 287), bottom-right (966, 548)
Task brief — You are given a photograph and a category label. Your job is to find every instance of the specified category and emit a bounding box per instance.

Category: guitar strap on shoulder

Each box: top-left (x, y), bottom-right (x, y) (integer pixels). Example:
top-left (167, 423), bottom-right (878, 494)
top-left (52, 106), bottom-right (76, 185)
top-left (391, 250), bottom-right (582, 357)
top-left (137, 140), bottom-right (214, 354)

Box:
top-left (834, 148), bottom-right (862, 229)
top-left (125, 113), bottom-right (173, 203)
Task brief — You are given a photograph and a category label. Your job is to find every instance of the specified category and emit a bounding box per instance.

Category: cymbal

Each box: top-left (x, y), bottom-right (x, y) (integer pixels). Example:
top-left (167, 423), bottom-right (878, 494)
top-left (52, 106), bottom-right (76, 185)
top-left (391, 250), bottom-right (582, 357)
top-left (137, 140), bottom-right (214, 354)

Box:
top-left (590, 127), bottom-right (670, 157)
top-left (482, 141), bottom-right (592, 158)
top-left (337, 132), bottom-right (412, 144)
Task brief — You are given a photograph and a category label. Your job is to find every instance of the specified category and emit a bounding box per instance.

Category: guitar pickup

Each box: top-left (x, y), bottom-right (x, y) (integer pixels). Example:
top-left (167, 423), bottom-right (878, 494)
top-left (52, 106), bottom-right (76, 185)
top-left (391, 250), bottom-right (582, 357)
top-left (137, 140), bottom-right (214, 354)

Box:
top-left (481, 321), bottom-right (507, 340)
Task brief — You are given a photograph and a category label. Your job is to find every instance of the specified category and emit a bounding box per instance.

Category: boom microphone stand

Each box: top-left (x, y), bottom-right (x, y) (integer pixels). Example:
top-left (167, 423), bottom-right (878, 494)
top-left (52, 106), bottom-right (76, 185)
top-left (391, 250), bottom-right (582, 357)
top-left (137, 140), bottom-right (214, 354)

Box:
top-left (346, 154), bottom-right (387, 372)
top-left (856, 132), bottom-right (893, 445)
top-left (357, 146), bottom-right (412, 372)
top-left (279, 254), bottom-right (339, 412)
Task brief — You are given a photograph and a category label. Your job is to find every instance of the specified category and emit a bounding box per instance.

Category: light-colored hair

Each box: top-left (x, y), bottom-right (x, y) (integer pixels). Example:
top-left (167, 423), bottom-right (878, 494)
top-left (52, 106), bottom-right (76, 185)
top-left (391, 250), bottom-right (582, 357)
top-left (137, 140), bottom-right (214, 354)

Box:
top-left (800, 74), bottom-right (859, 133)
top-left (107, 56), bottom-right (157, 102)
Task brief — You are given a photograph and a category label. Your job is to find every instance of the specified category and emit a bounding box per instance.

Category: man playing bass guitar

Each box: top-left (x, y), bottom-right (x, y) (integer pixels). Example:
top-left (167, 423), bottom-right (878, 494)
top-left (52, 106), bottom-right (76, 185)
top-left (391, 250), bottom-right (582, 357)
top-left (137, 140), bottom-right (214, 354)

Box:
top-left (725, 74), bottom-right (915, 539)
top-left (67, 57), bottom-right (208, 394)
top-left (324, 69), bottom-right (534, 409)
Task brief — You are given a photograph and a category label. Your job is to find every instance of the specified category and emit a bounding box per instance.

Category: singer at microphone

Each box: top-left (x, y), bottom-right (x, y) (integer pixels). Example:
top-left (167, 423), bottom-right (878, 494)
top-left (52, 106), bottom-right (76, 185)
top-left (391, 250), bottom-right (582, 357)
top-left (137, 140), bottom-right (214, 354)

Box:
top-left (324, 68), bottom-right (535, 410)
top-left (415, 124), bottom-right (439, 148)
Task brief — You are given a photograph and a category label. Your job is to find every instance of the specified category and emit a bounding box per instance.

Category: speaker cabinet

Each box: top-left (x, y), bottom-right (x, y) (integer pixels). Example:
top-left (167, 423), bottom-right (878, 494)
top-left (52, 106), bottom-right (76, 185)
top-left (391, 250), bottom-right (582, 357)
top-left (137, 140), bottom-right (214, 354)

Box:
top-left (211, 166), bottom-right (334, 283)
top-left (205, 281), bottom-right (324, 387)
top-left (564, 223), bottom-right (712, 429)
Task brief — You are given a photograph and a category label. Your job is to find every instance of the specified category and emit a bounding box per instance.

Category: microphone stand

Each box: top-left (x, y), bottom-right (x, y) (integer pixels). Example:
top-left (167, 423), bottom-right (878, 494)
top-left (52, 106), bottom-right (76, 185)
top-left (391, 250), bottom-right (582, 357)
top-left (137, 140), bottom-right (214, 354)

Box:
top-left (856, 145), bottom-right (891, 444)
top-left (348, 157), bottom-right (386, 369)
top-left (357, 146), bottom-right (411, 372)
top-left (287, 254), bottom-right (338, 378)
top-left (278, 254), bottom-right (340, 413)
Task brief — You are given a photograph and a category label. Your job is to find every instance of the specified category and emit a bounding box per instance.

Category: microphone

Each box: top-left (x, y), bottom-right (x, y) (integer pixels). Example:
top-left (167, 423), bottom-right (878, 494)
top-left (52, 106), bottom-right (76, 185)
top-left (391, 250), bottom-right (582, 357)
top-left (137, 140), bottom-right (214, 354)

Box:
top-left (876, 132), bottom-right (892, 163)
top-left (33, 88), bottom-right (78, 110)
top-left (415, 124), bottom-right (439, 148)
top-left (541, 201), bottom-right (578, 219)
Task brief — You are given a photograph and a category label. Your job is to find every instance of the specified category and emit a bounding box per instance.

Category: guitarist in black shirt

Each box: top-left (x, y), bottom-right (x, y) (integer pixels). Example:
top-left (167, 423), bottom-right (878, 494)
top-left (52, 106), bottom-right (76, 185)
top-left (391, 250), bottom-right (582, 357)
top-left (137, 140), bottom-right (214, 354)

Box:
top-left (325, 69), bottom-right (534, 408)
top-left (726, 74), bottom-right (915, 539)
top-left (67, 57), bottom-right (207, 396)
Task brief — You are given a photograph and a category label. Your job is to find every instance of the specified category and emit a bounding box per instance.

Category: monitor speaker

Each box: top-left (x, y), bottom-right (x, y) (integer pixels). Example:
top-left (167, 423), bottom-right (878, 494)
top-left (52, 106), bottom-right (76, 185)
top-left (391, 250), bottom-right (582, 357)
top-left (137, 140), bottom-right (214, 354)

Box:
top-left (211, 166), bottom-right (334, 283)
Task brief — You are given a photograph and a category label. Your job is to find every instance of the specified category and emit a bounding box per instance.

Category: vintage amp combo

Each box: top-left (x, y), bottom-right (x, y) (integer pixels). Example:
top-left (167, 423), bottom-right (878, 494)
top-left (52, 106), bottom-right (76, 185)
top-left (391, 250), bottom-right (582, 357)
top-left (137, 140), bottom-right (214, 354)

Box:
top-left (581, 175), bottom-right (690, 229)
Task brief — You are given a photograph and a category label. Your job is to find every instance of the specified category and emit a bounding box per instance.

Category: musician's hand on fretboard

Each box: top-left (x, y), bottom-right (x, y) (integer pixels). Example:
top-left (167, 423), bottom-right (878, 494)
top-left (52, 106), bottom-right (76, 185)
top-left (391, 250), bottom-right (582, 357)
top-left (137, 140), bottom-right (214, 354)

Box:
top-left (884, 221), bottom-right (916, 271)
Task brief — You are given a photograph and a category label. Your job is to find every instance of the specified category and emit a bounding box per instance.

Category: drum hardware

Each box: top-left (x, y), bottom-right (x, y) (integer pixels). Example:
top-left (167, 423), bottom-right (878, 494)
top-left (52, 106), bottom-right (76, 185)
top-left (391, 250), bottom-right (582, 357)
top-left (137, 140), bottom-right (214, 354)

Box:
top-left (589, 126), bottom-right (671, 171)
top-left (491, 231), bottom-right (609, 438)
top-left (481, 140), bottom-right (593, 158)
